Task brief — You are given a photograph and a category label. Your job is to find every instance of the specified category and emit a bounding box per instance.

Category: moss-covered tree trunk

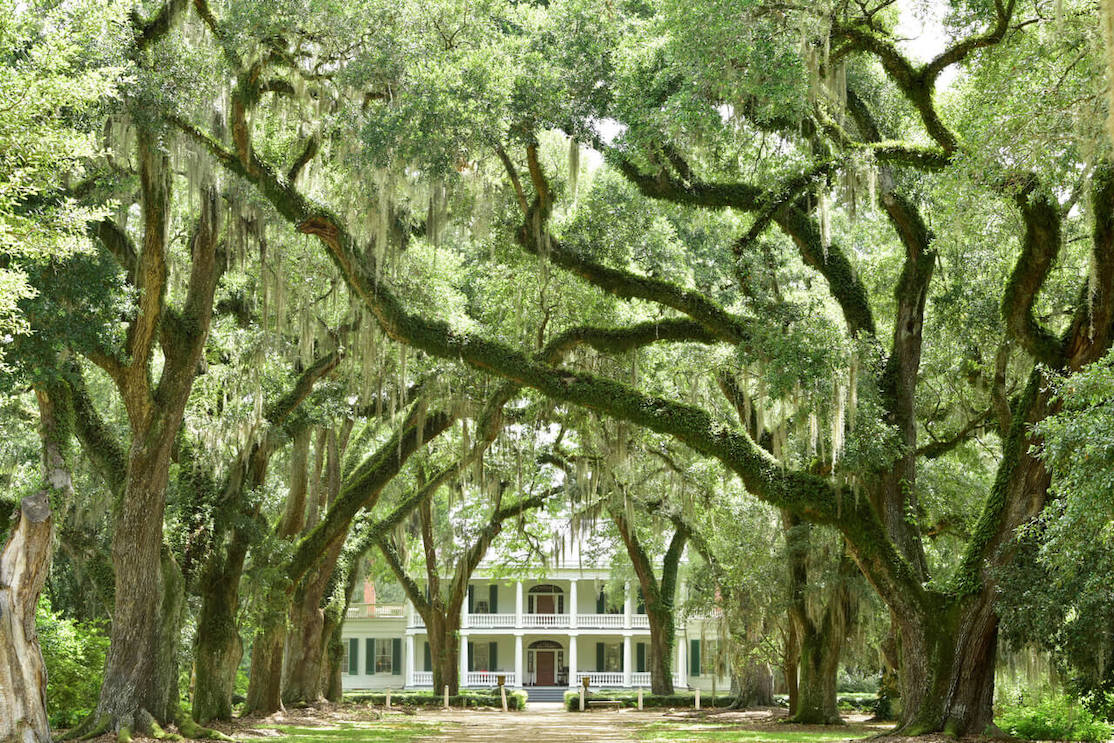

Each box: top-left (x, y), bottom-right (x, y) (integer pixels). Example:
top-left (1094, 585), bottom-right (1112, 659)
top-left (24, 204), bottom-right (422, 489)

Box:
top-left (282, 537), bottom-right (345, 705)
top-left (192, 533), bottom-right (249, 723)
top-left (244, 622), bottom-right (285, 716)
top-left (733, 659), bottom-right (775, 708)
top-left (426, 614), bottom-right (461, 696)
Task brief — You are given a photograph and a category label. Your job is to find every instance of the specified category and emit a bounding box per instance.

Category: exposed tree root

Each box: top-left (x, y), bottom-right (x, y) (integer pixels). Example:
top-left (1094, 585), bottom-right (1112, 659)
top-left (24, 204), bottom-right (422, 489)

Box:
top-left (116, 726), bottom-right (131, 743)
top-left (176, 716), bottom-right (235, 741)
top-left (58, 712), bottom-right (110, 741)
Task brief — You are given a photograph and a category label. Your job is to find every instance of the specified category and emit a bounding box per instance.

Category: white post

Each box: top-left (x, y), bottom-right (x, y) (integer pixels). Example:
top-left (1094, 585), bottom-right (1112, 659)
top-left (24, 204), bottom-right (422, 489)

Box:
top-left (514, 634), bottom-right (524, 688)
top-left (695, 687), bottom-right (701, 710)
top-left (568, 635), bottom-right (578, 687)
top-left (386, 688), bottom-right (392, 709)
top-left (460, 634), bottom-right (469, 689)
top-left (579, 688), bottom-right (585, 712)
top-left (500, 684), bottom-right (507, 712)
top-left (678, 633), bottom-right (687, 686)
top-left (444, 685), bottom-right (449, 709)
top-left (405, 634), bottom-right (415, 688)
top-left (622, 635), bottom-right (632, 688)
top-left (515, 580), bottom-right (524, 627)
top-left (462, 588), bottom-right (470, 629)
top-left (569, 580), bottom-right (578, 629)
top-left (623, 582), bottom-right (632, 630)
top-left (637, 687), bottom-right (643, 710)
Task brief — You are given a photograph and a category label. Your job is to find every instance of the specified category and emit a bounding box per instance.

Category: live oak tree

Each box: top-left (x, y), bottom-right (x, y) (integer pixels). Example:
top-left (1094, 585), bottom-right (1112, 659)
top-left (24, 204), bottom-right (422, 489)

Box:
top-left (20, 0), bottom-right (1114, 735)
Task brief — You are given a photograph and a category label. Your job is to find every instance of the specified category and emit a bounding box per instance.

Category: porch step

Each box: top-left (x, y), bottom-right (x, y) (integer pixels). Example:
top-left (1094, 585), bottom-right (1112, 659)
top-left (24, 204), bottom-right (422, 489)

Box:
top-left (524, 686), bottom-right (570, 703)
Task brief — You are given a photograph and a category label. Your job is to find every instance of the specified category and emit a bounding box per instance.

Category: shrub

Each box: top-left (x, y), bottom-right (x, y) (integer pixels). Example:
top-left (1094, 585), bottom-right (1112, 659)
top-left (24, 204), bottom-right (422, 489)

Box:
top-left (996, 695), bottom-right (1113, 742)
top-left (562, 689), bottom-right (734, 711)
top-left (37, 597), bottom-right (110, 728)
top-left (345, 689), bottom-right (528, 710)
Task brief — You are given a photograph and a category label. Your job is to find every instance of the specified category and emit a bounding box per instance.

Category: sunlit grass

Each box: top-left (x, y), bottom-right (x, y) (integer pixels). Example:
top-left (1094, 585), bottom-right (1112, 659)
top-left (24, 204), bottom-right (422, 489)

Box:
top-left (636, 721), bottom-right (875, 742)
top-left (263, 720), bottom-right (442, 743)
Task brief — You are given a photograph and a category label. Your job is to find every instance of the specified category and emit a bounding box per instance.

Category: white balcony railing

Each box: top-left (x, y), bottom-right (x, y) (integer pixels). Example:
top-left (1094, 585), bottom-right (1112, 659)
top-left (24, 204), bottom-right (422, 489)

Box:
top-left (468, 613), bottom-right (517, 628)
top-left (631, 615), bottom-right (649, 629)
top-left (631, 672), bottom-right (650, 686)
top-left (521, 613), bottom-right (569, 629)
top-left (576, 671), bottom-right (624, 687)
top-left (411, 671), bottom-right (433, 686)
top-left (576, 614), bottom-right (623, 629)
top-left (346, 603), bottom-right (406, 619)
top-left (465, 671), bottom-right (517, 687)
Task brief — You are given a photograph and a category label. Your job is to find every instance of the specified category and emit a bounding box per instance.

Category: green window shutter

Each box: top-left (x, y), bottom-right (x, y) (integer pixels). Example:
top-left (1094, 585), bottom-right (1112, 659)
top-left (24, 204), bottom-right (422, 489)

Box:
top-left (367, 638), bottom-right (375, 675)
top-left (636, 588), bottom-right (645, 614)
top-left (557, 594), bottom-right (564, 614)
top-left (348, 638), bottom-right (359, 675)
top-left (424, 641), bottom-right (431, 672)
top-left (690, 639), bottom-right (700, 676)
top-left (392, 638), bottom-right (401, 675)
top-left (489, 584), bottom-right (498, 614)
top-left (467, 642), bottom-right (474, 672)
top-left (595, 642), bottom-right (604, 671)
top-left (467, 585), bottom-right (474, 613)
top-left (596, 590), bottom-right (605, 613)
top-left (489, 642), bottom-right (498, 671)
top-left (636, 643), bottom-right (646, 673)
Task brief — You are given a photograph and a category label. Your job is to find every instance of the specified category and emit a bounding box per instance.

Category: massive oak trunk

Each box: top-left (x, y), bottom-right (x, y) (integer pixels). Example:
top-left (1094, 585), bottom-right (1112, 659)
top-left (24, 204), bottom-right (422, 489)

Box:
top-left (426, 613), bottom-right (461, 696)
top-left (192, 533), bottom-right (249, 723)
top-left (244, 622), bottom-right (285, 716)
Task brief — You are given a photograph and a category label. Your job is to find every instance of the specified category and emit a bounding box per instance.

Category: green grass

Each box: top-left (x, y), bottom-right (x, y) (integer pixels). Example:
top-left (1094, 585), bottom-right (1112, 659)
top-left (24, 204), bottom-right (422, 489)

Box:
top-left (263, 720), bottom-right (442, 743)
top-left (636, 721), bottom-right (874, 742)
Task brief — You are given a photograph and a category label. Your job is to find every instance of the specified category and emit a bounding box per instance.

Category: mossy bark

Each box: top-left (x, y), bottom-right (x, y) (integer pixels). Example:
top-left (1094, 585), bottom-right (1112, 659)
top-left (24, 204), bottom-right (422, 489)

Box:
top-left (244, 622), bottom-right (285, 715)
top-left (192, 534), bottom-right (249, 723)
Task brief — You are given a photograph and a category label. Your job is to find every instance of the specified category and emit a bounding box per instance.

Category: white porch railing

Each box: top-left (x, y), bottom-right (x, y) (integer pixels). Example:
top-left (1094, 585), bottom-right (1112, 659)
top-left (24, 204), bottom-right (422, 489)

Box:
top-left (521, 613), bottom-right (569, 629)
top-left (468, 614), bottom-right (517, 628)
top-left (576, 671), bottom-right (624, 687)
top-left (411, 671), bottom-right (433, 686)
top-left (576, 614), bottom-right (623, 629)
top-left (346, 603), bottom-right (406, 619)
top-left (465, 671), bottom-right (517, 687)
top-left (631, 672), bottom-right (650, 686)
top-left (631, 615), bottom-right (649, 628)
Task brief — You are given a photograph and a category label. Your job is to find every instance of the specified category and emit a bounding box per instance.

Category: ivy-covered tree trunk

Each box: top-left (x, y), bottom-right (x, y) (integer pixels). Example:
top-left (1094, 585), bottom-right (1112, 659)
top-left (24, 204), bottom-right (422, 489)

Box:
top-left (192, 533), bottom-right (250, 723)
top-left (426, 614), bottom-right (461, 696)
top-left (282, 539), bottom-right (345, 705)
top-left (0, 384), bottom-right (72, 743)
top-left (244, 622), bottom-right (286, 716)
top-left (645, 610), bottom-right (676, 695)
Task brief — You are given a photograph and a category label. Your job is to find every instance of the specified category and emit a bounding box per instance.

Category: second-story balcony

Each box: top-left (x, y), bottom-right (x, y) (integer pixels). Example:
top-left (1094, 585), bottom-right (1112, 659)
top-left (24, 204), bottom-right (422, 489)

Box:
top-left (347, 602), bottom-right (406, 619)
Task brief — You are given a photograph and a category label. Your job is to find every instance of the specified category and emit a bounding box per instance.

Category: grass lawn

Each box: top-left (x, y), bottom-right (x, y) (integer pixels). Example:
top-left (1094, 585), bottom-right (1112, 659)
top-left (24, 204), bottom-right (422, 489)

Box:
top-left (263, 720), bottom-right (442, 743)
top-left (636, 720), bottom-right (877, 742)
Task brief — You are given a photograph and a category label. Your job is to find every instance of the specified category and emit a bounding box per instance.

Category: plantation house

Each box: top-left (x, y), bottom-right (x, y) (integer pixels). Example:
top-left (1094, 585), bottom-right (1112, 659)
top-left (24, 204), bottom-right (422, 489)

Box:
top-left (339, 545), bottom-right (727, 697)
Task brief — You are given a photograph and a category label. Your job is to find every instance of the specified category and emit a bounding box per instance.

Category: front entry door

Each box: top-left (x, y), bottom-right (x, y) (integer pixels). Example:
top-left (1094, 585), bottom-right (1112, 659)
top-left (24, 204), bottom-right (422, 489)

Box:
top-left (536, 594), bottom-right (555, 614)
top-left (536, 651), bottom-right (555, 685)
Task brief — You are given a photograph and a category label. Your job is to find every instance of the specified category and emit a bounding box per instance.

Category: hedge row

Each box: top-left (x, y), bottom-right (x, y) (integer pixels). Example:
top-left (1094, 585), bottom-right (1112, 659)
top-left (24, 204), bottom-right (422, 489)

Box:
top-left (563, 689), bottom-right (735, 711)
top-left (345, 689), bottom-right (528, 710)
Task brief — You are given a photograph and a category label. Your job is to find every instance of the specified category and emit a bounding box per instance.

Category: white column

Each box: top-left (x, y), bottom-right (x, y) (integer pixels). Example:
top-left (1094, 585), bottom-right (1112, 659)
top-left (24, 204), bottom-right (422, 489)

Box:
top-left (622, 635), bottom-right (632, 687)
top-left (462, 587), bottom-right (470, 629)
top-left (515, 580), bottom-right (524, 626)
top-left (569, 580), bottom-right (578, 628)
top-left (623, 581), bottom-right (632, 629)
top-left (514, 634), bottom-right (524, 687)
top-left (460, 634), bottom-right (469, 687)
top-left (405, 634), bottom-right (415, 687)
top-left (678, 631), bottom-right (687, 684)
top-left (568, 635), bottom-right (578, 687)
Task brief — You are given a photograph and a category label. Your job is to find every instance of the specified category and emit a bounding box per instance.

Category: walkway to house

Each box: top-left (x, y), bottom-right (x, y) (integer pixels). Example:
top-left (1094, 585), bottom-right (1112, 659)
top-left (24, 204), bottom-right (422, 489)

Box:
top-left (414, 702), bottom-right (651, 742)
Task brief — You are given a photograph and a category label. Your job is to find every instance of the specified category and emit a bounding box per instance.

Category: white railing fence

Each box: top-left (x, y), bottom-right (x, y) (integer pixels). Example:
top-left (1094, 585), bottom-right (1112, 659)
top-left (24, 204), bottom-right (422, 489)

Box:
top-left (464, 671), bottom-right (517, 687)
top-left (410, 671), bottom-right (433, 686)
top-left (521, 613), bottom-right (570, 629)
top-left (346, 603), bottom-right (406, 619)
top-left (575, 671), bottom-right (624, 687)
top-left (631, 615), bottom-right (649, 628)
top-left (576, 614), bottom-right (623, 629)
top-left (467, 614), bottom-right (517, 628)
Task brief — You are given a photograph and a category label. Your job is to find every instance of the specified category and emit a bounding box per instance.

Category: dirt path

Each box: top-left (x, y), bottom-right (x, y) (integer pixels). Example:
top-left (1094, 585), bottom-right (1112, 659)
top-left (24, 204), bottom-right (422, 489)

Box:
top-left (412, 702), bottom-right (662, 742)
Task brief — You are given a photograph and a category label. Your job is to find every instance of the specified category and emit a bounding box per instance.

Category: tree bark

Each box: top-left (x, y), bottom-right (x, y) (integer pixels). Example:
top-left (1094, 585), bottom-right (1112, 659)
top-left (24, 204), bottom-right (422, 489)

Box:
top-left (734, 660), bottom-right (775, 708)
top-left (0, 384), bottom-right (73, 743)
top-left (192, 534), bottom-right (249, 723)
top-left (244, 622), bottom-right (285, 716)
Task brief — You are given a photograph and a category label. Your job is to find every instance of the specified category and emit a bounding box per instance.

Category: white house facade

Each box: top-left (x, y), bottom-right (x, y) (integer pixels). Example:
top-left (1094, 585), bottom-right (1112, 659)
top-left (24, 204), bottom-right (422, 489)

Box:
top-left (339, 562), bottom-right (729, 697)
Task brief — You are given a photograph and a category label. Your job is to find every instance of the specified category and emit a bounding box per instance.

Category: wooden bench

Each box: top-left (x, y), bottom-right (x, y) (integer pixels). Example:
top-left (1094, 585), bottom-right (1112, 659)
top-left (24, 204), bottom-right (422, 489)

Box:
top-left (586, 700), bottom-right (624, 711)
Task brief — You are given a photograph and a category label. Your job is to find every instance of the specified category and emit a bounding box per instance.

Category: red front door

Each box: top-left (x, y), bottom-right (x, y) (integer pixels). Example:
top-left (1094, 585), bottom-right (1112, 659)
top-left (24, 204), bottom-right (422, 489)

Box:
top-left (536, 651), bottom-right (555, 685)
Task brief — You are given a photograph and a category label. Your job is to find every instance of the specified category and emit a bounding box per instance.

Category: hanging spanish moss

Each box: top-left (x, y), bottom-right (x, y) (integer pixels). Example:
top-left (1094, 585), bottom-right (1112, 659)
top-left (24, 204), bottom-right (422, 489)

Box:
top-left (1103, 0), bottom-right (1114, 146)
top-left (568, 136), bottom-right (580, 203)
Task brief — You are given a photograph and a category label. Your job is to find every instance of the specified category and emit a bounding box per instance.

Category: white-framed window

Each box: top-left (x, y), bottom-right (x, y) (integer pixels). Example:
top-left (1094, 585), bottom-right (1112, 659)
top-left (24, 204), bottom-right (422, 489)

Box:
top-left (473, 643), bottom-right (490, 671)
top-left (604, 643), bottom-right (621, 672)
top-left (375, 639), bottom-right (393, 673)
